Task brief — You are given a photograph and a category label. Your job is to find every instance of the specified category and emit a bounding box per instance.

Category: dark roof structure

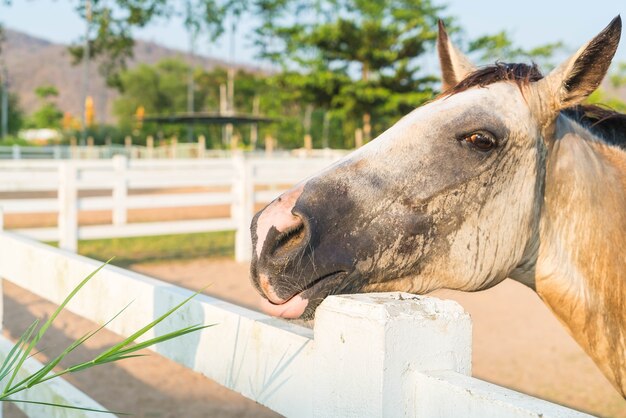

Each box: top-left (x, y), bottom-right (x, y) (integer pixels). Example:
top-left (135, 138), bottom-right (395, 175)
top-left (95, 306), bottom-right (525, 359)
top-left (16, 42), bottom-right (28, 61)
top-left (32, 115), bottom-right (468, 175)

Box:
top-left (143, 113), bottom-right (275, 125)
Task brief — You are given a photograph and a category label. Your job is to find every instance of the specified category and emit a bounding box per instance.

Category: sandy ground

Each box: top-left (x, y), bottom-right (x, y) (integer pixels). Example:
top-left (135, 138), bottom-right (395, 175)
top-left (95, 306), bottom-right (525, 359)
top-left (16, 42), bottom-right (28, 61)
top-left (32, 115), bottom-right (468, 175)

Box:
top-left (3, 277), bottom-right (279, 418)
top-left (2, 195), bottom-right (625, 416)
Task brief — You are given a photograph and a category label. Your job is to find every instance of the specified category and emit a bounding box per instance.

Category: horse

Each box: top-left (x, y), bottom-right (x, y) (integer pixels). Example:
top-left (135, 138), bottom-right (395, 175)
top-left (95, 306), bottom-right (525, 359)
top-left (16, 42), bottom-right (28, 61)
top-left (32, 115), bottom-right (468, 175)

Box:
top-left (249, 17), bottom-right (626, 397)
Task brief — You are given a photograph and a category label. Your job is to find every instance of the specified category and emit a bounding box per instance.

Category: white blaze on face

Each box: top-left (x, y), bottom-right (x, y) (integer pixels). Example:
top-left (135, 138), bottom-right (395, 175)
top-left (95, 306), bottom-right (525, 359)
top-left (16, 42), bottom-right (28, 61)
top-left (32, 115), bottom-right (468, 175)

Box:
top-left (254, 184), bottom-right (304, 258)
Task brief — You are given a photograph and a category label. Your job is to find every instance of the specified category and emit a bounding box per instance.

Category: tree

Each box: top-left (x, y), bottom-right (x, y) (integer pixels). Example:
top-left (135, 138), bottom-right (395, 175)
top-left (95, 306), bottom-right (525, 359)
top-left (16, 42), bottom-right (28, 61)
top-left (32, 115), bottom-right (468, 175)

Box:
top-left (67, 0), bottom-right (227, 87)
top-left (112, 58), bottom-right (312, 148)
top-left (467, 31), bottom-right (565, 69)
top-left (0, 86), bottom-right (23, 136)
top-left (254, 0), bottom-right (447, 143)
top-left (27, 85), bottom-right (63, 129)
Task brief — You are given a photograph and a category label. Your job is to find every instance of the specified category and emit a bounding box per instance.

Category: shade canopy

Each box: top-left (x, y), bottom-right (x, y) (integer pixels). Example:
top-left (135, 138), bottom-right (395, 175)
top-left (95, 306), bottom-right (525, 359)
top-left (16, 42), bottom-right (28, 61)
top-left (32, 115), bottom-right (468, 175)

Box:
top-left (143, 112), bottom-right (275, 125)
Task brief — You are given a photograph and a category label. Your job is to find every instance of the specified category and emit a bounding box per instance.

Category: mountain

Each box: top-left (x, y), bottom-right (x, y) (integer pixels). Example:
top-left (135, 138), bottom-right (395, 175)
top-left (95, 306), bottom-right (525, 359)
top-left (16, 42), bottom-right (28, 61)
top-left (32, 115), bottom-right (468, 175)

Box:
top-left (2, 28), bottom-right (625, 125)
top-left (2, 28), bottom-right (263, 123)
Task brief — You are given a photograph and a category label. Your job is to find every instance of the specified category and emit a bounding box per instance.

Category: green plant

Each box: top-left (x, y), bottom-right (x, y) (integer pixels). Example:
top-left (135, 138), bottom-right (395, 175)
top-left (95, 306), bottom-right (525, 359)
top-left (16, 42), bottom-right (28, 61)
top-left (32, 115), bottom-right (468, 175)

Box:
top-left (0, 259), bottom-right (212, 414)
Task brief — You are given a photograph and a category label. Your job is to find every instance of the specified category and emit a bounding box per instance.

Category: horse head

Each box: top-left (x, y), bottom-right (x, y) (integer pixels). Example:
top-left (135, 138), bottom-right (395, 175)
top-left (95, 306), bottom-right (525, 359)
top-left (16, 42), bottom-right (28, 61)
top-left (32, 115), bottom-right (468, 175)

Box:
top-left (249, 17), bottom-right (622, 321)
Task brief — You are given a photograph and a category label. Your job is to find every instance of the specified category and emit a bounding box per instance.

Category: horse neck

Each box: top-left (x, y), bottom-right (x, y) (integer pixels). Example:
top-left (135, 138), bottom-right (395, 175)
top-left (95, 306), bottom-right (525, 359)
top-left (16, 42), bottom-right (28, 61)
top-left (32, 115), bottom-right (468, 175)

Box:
top-left (535, 115), bottom-right (626, 396)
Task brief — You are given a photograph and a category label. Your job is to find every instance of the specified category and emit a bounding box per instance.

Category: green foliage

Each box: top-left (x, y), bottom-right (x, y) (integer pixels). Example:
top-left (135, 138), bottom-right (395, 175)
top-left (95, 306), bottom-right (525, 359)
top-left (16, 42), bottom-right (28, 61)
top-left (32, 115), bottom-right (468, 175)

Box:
top-left (610, 61), bottom-right (626, 88)
top-left (76, 231), bottom-right (235, 267)
top-left (68, 1), bottom-right (228, 87)
top-left (113, 59), bottom-right (315, 148)
top-left (25, 85), bottom-right (63, 129)
top-left (4, 1), bottom-right (577, 147)
top-left (586, 88), bottom-right (626, 112)
top-left (468, 31), bottom-right (565, 69)
top-left (34, 85), bottom-right (59, 99)
top-left (0, 87), bottom-right (24, 135)
top-left (27, 104), bottom-right (63, 130)
top-left (585, 61), bottom-right (626, 112)
top-left (0, 261), bottom-right (211, 413)
top-left (256, 0), bottom-right (446, 139)
top-left (0, 135), bottom-right (29, 146)
top-left (114, 59), bottom-right (192, 126)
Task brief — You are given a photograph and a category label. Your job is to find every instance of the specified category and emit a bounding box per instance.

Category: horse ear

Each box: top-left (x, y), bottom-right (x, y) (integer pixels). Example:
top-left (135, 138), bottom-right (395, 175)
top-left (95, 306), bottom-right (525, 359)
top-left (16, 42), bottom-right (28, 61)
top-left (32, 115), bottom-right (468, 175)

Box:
top-left (437, 20), bottom-right (476, 91)
top-left (534, 16), bottom-right (621, 116)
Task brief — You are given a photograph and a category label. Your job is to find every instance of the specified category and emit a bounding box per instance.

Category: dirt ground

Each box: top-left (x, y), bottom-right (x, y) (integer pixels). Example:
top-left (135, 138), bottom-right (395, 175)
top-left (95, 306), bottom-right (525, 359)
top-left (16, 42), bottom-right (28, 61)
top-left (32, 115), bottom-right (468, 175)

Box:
top-left (2, 196), bottom-right (625, 417)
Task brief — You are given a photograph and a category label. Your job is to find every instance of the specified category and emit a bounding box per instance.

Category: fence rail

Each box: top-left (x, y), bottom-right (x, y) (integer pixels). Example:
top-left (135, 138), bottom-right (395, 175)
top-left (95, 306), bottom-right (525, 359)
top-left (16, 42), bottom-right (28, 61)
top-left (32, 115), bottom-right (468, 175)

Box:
top-left (0, 144), bottom-right (349, 160)
top-left (0, 230), bottom-right (592, 417)
top-left (0, 155), bottom-right (340, 260)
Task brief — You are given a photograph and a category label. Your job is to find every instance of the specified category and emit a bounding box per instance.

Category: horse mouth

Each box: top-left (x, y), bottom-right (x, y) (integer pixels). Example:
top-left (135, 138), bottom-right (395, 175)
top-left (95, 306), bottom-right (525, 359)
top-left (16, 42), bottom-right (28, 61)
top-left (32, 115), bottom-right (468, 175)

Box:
top-left (260, 271), bottom-right (347, 319)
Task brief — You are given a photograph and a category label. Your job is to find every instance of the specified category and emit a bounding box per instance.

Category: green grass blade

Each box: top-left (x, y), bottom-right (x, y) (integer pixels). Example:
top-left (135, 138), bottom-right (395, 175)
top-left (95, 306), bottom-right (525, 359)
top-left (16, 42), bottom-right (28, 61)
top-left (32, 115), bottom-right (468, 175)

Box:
top-left (22, 332), bottom-right (91, 389)
top-left (5, 398), bottom-right (128, 415)
top-left (93, 287), bottom-right (208, 362)
top-left (66, 354), bottom-right (147, 374)
top-left (112, 324), bottom-right (214, 358)
top-left (0, 268), bottom-right (211, 416)
top-left (3, 260), bottom-right (112, 393)
top-left (9, 301), bottom-right (134, 392)
top-left (0, 320), bottom-right (39, 382)
top-left (34, 354), bottom-right (147, 384)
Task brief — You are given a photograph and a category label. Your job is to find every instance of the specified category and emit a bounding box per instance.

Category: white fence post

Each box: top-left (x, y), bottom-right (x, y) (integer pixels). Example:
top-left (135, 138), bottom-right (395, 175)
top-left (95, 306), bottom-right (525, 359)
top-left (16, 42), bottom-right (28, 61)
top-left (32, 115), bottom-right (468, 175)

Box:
top-left (11, 144), bottom-right (20, 160)
top-left (0, 209), bottom-right (2, 418)
top-left (58, 162), bottom-right (78, 252)
top-left (112, 155), bottom-right (128, 226)
top-left (197, 135), bottom-right (206, 158)
top-left (232, 153), bottom-right (254, 262)
top-left (0, 206), bottom-right (3, 334)
top-left (146, 136), bottom-right (154, 159)
top-left (313, 293), bottom-right (472, 418)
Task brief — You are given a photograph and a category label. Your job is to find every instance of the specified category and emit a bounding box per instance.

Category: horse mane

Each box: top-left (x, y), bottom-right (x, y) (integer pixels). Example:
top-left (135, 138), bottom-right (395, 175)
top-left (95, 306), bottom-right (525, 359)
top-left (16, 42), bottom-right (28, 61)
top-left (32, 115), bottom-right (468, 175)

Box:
top-left (443, 62), bottom-right (626, 150)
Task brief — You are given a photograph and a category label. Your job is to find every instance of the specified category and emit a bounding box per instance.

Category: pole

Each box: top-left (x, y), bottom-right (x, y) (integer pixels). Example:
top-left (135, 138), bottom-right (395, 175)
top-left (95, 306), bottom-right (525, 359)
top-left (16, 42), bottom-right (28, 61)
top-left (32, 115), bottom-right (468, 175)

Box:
top-left (0, 65), bottom-right (8, 140)
top-left (80, 0), bottom-right (92, 146)
top-left (186, 4), bottom-right (196, 143)
top-left (322, 110), bottom-right (330, 149)
top-left (251, 95), bottom-right (259, 150)
top-left (224, 17), bottom-right (236, 149)
top-left (187, 62), bottom-right (194, 142)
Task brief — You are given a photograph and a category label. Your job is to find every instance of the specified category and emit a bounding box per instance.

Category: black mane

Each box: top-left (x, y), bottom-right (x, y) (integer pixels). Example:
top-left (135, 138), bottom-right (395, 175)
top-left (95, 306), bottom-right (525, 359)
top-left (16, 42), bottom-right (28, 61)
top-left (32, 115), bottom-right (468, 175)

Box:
top-left (444, 62), bottom-right (626, 150)
top-left (562, 105), bottom-right (626, 150)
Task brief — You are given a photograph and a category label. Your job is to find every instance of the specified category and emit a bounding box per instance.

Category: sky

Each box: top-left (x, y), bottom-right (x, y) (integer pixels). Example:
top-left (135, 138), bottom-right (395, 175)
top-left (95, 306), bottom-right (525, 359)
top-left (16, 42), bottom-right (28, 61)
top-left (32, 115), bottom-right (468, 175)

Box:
top-left (0, 0), bottom-right (625, 67)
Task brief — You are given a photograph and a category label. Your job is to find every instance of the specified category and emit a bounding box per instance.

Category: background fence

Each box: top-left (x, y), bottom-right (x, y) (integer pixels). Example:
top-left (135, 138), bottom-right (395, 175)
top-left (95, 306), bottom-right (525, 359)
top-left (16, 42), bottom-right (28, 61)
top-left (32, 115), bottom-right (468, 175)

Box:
top-left (0, 143), bottom-right (349, 160)
top-left (0, 230), bottom-right (593, 417)
top-left (0, 154), bottom-right (342, 261)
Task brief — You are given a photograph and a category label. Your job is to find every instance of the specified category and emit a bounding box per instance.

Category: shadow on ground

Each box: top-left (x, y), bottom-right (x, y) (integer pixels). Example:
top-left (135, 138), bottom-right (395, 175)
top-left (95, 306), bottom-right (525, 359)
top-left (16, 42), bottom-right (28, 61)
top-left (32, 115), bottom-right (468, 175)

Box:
top-left (2, 281), bottom-right (280, 418)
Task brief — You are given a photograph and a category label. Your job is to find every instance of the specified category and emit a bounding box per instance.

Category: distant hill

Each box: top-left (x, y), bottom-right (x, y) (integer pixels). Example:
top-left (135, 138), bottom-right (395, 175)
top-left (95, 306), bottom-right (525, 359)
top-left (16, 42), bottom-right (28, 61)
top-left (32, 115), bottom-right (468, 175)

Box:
top-left (2, 28), bottom-right (263, 123)
top-left (2, 28), bottom-right (625, 125)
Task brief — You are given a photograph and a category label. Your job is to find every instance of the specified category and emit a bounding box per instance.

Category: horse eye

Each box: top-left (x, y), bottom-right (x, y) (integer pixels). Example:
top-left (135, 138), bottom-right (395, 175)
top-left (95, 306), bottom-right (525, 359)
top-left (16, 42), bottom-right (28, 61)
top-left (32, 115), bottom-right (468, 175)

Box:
top-left (463, 132), bottom-right (496, 151)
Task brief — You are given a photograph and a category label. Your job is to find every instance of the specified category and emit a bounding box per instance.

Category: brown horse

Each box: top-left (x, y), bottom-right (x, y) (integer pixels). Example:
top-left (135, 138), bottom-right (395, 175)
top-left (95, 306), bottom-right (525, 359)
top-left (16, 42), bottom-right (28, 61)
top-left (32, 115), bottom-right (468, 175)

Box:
top-left (250, 17), bottom-right (626, 397)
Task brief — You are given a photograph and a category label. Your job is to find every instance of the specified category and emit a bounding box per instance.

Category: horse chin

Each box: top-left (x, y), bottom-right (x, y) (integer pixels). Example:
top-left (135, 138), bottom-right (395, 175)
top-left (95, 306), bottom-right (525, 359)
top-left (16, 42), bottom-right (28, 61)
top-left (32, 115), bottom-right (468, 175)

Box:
top-left (260, 271), bottom-right (352, 320)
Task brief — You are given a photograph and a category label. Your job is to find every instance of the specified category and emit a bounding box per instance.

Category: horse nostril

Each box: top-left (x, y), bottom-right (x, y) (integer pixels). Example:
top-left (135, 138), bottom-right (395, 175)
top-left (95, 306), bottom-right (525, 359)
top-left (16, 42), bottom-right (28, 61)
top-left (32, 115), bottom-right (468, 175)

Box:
top-left (270, 216), bottom-right (307, 256)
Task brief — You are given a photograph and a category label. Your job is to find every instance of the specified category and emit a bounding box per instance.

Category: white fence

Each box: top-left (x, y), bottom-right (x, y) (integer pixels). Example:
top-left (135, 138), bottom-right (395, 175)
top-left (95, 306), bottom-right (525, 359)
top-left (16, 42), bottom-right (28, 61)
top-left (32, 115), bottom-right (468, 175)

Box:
top-left (0, 144), bottom-right (349, 160)
top-left (0, 155), bottom-right (341, 261)
top-left (0, 230), bottom-right (592, 417)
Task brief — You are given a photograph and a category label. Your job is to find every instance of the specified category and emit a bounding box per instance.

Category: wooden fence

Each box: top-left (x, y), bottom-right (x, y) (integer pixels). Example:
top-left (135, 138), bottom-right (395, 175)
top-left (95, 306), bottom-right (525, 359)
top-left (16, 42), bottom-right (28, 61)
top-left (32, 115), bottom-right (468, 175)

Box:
top-left (0, 230), bottom-right (593, 417)
top-left (0, 155), bottom-right (340, 261)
